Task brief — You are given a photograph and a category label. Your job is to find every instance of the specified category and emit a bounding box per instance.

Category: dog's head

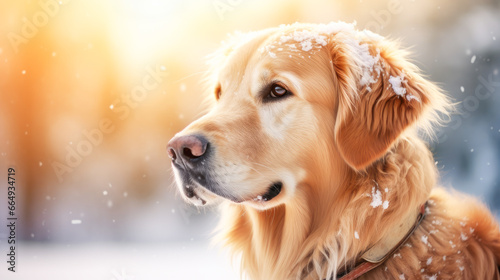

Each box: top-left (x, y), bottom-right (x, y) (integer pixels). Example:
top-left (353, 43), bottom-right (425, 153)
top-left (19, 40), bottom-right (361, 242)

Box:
top-left (168, 22), bottom-right (447, 210)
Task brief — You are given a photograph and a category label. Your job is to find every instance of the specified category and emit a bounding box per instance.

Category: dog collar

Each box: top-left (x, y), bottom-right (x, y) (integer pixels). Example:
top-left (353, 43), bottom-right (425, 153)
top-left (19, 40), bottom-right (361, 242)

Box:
top-left (335, 202), bottom-right (428, 280)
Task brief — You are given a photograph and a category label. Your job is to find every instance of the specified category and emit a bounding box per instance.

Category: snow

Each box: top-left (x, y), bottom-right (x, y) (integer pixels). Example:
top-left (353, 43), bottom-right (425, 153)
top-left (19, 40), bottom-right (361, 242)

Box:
top-left (356, 44), bottom-right (381, 87)
top-left (388, 74), bottom-right (421, 102)
top-left (278, 21), bottom-right (355, 48)
top-left (109, 104), bottom-right (114, 109)
top-left (406, 95), bottom-right (421, 102)
top-left (460, 86), bottom-right (465, 92)
top-left (264, 22), bottom-right (390, 93)
top-left (428, 275), bottom-right (437, 280)
top-left (300, 41), bottom-right (313, 51)
top-left (0, 242), bottom-right (237, 280)
top-left (421, 235), bottom-right (428, 245)
top-left (71, 219), bottom-right (82, 224)
top-left (471, 55), bottom-right (476, 63)
top-left (370, 186), bottom-right (389, 209)
top-left (279, 29), bottom-right (328, 51)
top-left (389, 74), bottom-right (407, 97)
top-left (270, 21), bottom-right (376, 67)
top-left (432, 219), bottom-right (442, 225)
top-left (399, 274), bottom-right (405, 280)
top-left (460, 232), bottom-right (468, 241)
top-left (382, 200), bottom-right (389, 210)
top-left (354, 231), bottom-right (360, 239)
top-left (426, 257), bottom-right (433, 265)
top-left (370, 187), bottom-right (383, 208)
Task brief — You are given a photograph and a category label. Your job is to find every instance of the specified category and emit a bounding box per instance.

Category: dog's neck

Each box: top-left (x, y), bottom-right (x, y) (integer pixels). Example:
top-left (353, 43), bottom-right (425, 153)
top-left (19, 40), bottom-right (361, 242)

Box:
top-left (216, 134), bottom-right (436, 279)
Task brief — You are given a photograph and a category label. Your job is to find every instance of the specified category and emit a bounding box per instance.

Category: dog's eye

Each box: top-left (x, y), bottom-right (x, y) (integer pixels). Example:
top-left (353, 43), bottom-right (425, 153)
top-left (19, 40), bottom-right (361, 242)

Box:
top-left (261, 82), bottom-right (292, 103)
top-left (269, 84), bottom-right (289, 98)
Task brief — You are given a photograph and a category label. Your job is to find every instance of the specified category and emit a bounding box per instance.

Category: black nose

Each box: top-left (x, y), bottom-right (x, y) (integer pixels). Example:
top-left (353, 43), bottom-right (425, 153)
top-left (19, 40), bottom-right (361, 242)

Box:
top-left (167, 134), bottom-right (209, 164)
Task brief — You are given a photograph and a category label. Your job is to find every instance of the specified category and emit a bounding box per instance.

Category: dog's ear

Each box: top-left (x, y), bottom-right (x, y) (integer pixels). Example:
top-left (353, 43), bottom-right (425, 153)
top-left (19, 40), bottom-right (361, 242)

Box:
top-left (331, 32), bottom-right (446, 170)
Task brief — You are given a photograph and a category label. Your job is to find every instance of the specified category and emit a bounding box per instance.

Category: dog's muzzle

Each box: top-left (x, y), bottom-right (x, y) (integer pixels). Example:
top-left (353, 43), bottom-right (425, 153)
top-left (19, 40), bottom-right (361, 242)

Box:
top-left (167, 134), bottom-right (283, 205)
top-left (167, 134), bottom-right (212, 204)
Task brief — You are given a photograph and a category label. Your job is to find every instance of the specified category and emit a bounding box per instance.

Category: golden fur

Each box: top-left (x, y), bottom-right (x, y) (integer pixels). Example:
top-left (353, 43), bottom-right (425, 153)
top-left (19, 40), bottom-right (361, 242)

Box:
top-left (170, 22), bottom-right (500, 279)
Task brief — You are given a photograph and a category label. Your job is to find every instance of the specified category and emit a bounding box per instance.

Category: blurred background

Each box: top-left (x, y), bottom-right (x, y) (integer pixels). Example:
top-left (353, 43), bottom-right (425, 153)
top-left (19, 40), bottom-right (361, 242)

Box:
top-left (0, 0), bottom-right (499, 279)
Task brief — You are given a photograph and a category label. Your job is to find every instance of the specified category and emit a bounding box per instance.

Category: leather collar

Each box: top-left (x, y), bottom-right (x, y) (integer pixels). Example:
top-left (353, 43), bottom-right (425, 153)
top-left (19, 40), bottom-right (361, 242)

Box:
top-left (335, 202), bottom-right (428, 280)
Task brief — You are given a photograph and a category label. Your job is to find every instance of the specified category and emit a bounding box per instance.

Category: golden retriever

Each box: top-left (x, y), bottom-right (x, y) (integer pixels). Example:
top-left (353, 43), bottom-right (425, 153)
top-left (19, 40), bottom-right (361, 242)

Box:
top-left (167, 22), bottom-right (500, 279)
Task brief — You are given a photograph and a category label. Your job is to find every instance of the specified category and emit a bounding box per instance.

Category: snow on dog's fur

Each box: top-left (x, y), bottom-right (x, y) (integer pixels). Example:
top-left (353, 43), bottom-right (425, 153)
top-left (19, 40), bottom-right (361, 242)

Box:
top-left (168, 22), bottom-right (500, 279)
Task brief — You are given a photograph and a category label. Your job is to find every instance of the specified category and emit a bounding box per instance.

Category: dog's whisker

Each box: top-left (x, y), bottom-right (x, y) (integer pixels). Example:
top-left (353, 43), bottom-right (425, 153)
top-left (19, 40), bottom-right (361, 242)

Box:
top-left (246, 165), bottom-right (279, 186)
top-left (249, 162), bottom-right (279, 173)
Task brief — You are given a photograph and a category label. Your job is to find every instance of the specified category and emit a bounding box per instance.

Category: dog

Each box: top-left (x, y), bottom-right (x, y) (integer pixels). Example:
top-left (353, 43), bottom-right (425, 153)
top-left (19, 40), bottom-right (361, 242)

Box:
top-left (167, 22), bottom-right (500, 279)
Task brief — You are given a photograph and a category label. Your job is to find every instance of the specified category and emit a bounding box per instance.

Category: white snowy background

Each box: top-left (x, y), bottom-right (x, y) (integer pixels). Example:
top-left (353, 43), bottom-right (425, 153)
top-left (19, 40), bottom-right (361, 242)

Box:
top-left (0, 0), bottom-right (499, 279)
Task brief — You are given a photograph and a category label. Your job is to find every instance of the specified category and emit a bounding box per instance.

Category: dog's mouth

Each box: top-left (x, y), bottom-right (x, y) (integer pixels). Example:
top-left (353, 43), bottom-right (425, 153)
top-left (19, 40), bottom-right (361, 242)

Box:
top-left (172, 159), bottom-right (284, 206)
top-left (181, 178), bottom-right (283, 206)
top-left (183, 183), bottom-right (208, 206)
top-left (250, 182), bottom-right (283, 202)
